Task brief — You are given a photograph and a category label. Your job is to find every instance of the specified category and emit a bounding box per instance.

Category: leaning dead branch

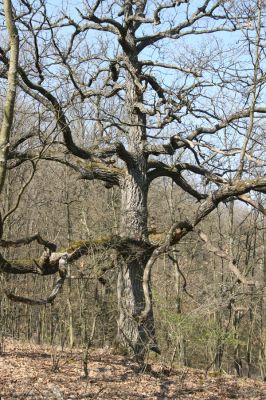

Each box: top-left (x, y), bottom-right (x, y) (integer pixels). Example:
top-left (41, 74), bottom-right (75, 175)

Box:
top-left (237, 194), bottom-right (266, 216)
top-left (198, 230), bottom-right (255, 286)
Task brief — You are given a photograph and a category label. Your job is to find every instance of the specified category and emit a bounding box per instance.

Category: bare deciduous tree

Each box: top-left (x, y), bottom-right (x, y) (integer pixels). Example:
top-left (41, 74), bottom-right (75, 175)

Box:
top-left (0, 0), bottom-right (265, 359)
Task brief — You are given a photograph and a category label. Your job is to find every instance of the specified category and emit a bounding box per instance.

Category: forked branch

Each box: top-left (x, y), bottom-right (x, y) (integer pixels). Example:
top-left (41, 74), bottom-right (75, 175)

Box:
top-left (5, 255), bottom-right (68, 305)
top-left (140, 221), bottom-right (193, 323)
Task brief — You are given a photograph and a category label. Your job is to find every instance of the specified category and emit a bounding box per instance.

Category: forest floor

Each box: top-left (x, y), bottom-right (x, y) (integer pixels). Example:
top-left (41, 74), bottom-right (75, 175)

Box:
top-left (0, 339), bottom-right (266, 400)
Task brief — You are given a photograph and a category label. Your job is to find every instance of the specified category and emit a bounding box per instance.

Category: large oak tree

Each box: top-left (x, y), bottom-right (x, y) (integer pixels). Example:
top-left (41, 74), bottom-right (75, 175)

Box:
top-left (0, 0), bottom-right (265, 358)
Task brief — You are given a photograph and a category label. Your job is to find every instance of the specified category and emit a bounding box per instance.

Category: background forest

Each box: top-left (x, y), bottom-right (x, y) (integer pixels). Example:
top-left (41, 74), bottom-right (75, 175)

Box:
top-left (0, 161), bottom-right (265, 379)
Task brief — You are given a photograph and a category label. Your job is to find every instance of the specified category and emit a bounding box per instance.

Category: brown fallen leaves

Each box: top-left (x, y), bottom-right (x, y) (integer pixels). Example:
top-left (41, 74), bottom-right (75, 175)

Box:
top-left (0, 339), bottom-right (265, 400)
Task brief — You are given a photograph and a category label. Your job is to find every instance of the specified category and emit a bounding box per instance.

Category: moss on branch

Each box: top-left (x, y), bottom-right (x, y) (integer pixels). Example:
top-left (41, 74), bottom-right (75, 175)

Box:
top-left (1, 224), bottom-right (194, 276)
top-left (79, 160), bottom-right (125, 176)
top-left (76, 159), bottom-right (125, 185)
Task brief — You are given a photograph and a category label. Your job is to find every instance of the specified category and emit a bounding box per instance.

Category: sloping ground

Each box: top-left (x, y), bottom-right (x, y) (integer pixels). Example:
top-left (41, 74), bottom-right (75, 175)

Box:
top-left (0, 340), bottom-right (265, 400)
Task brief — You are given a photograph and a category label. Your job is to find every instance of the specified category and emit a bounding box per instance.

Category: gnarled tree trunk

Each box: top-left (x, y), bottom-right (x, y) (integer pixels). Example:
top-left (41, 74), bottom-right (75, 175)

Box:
top-left (117, 165), bottom-right (158, 358)
top-left (116, 65), bottom-right (158, 357)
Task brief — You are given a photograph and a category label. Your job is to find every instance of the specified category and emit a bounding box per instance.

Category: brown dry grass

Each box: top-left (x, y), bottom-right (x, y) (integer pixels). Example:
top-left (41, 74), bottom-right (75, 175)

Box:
top-left (0, 339), bottom-right (265, 399)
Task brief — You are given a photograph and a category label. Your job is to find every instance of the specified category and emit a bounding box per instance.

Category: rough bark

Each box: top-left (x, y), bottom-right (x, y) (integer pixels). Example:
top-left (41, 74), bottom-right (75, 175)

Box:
top-left (115, 34), bottom-right (158, 355)
top-left (117, 180), bottom-right (160, 356)
top-left (116, 125), bottom-right (158, 358)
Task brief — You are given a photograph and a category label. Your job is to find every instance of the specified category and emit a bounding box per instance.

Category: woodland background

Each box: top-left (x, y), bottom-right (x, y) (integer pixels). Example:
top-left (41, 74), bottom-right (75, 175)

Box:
top-left (0, 158), bottom-right (265, 379)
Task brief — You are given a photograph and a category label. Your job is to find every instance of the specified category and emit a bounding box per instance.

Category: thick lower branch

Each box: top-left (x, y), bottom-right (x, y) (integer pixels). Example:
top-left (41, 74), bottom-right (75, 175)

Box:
top-left (9, 152), bottom-right (125, 187)
top-left (0, 234), bottom-right (156, 276)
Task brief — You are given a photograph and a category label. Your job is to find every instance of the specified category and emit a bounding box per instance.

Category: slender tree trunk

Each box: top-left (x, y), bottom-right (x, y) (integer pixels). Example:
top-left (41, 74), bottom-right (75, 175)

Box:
top-left (259, 227), bottom-right (266, 381)
top-left (173, 253), bottom-right (187, 366)
top-left (233, 309), bottom-right (243, 377)
top-left (66, 200), bottom-right (74, 348)
top-left (0, 0), bottom-right (19, 193)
